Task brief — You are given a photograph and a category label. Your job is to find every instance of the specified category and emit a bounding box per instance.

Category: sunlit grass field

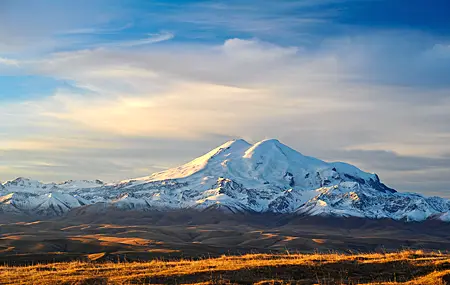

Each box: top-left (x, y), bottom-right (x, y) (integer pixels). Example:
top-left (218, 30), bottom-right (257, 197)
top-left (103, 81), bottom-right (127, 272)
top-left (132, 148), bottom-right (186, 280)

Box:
top-left (1, 250), bottom-right (449, 284)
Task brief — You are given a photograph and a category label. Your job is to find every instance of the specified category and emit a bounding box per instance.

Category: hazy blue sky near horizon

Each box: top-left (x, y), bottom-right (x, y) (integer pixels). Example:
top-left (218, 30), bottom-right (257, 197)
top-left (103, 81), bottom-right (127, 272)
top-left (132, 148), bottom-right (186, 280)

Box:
top-left (1, 0), bottom-right (450, 198)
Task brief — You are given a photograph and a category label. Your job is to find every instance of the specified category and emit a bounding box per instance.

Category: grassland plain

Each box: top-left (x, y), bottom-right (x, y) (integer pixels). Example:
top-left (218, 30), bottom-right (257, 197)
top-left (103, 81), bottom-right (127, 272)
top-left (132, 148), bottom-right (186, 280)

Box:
top-left (1, 250), bottom-right (450, 285)
top-left (1, 212), bottom-right (450, 284)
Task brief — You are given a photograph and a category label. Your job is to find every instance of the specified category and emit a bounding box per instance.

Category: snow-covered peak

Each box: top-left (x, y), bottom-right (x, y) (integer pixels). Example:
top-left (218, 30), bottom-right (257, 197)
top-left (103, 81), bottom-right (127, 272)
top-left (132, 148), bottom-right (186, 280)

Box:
top-left (143, 139), bottom-right (251, 182)
top-left (216, 138), bottom-right (252, 151)
top-left (4, 177), bottom-right (43, 187)
top-left (189, 138), bottom-right (251, 167)
top-left (244, 139), bottom-right (285, 159)
top-left (243, 139), bottom-right (323, 164)
top-left (140, 138), bottom-right (382, 192)
top-left (2, 177), bottom-right (55, 193)
top-left (1, 177), bottom-right (107, 194)
top-left (244, 139), bottom-right (327, 175)
top-left (0, 138), bottom-right (447, 222)
top-left (58, 179), bottom-right (105, 190)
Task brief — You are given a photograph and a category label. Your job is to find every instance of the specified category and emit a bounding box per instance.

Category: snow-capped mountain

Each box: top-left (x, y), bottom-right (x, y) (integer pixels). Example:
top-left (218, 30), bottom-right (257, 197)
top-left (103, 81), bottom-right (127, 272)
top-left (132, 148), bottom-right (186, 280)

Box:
top-left (1, 139), bottom-right (449, 222)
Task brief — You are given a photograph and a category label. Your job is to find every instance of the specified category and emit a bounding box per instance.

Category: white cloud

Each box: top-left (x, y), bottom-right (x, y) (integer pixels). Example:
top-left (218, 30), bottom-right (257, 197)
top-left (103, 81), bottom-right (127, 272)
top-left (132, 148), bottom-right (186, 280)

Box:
top-left (114, 32), bottom-right (175, 47)
top-left (222, 38), bottom-right (299, 60)
top-left (0, 57), bottom-right (19, 66)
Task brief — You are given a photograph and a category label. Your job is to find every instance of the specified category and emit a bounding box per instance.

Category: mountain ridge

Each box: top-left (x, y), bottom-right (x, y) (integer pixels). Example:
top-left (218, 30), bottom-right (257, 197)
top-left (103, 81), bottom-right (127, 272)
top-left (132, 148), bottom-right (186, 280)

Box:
top-left (1, 139), bottom-right (449, 222)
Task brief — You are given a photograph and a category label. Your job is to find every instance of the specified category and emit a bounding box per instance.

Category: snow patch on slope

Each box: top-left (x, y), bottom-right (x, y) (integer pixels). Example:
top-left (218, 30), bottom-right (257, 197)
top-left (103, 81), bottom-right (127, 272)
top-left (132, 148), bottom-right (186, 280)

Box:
top-left (440, 212), bottom-right (450, 222)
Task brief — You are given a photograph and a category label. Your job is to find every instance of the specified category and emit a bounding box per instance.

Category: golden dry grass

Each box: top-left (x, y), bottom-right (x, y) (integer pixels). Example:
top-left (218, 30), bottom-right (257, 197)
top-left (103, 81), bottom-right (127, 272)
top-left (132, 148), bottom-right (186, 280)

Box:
top-left (0, 250), bottom-right (449, 285)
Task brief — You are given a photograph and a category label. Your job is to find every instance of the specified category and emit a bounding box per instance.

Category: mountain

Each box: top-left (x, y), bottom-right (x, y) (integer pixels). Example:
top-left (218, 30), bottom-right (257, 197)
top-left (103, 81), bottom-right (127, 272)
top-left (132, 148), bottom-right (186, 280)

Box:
top-left (1, 139), bottom-right (449, 221)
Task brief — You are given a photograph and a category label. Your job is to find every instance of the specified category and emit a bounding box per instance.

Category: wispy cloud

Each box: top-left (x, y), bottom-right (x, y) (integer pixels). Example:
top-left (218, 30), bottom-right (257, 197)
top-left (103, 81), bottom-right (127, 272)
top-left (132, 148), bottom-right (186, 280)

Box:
top-left (0, 57), bottom-right (19, 66)
top-left (62, 23), bottom-right (134, 35)
top-left (115, 31), bottom-right (175, 47)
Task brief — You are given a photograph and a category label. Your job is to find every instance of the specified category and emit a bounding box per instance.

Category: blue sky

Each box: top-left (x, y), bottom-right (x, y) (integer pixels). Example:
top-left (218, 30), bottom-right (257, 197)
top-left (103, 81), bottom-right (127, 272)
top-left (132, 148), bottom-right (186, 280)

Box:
top-left (1, 0), bottom-right (450, 197)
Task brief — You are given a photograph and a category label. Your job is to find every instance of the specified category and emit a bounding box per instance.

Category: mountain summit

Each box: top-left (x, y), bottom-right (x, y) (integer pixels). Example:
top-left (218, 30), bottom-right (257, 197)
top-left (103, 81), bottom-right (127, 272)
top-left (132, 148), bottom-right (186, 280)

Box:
top-left (1, 139), bottom-right (449, 221)
top-left (138, 139), bottom-right (392, 194)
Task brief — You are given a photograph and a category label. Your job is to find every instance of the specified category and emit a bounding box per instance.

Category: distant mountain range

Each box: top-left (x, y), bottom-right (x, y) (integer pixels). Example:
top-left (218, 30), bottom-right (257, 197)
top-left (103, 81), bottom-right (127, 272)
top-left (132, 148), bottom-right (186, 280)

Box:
top-left (1, 139), bottom-right (449, 222)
